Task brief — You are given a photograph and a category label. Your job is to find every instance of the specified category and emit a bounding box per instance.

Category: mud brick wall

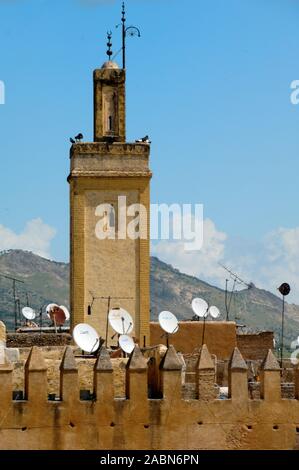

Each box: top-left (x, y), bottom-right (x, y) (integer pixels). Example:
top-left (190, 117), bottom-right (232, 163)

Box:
top-left (237, 332), bottom-right (274, 360)
top-left (7, 333), bottom-right (72, 348)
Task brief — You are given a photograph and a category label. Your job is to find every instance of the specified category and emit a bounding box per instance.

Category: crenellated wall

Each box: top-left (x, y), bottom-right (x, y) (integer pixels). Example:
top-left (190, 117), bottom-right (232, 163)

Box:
top-left (1, 344), bottom-right (299, 450)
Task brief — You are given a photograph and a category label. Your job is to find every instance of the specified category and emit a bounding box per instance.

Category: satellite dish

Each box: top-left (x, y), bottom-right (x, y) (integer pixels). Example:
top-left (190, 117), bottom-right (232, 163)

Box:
top-left (50, 306), bottom-right (66, 326)
top-left (119, 334), bottom-right (135, 354)
top-left (108, 308), bottom-right (134, 335)
top-left (209, 306), bottom-right (220, 319)
top-left (192, 298), bottom-right (208, 318)
top-left (73, 323), bottom-right (100, 353)
top-left (291, 337), bottom-right (299, 350)
top-left (46, 303), bottom-right (59, 318)
top-left (159, 311), bottom-right (179, 334)
top-left (22, 307), bottom-right (36, 321)
top-left (291, 349), bottom-right (299, 366)
top-left (278, 283), bottom-right (291, 296)
top-left (60, 305), bottom-right (70, 321)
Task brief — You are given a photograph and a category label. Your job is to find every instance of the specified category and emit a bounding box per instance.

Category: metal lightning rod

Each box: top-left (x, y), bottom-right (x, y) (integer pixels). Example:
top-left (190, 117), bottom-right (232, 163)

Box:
top-left (118, 2), bottom-right (141, 69)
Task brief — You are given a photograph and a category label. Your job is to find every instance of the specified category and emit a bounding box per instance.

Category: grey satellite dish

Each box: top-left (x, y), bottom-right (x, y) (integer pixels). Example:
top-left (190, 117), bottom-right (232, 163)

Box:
top-left (209, 305), bottom-right (220, 319)
top-left (73, 323), bottom-right (100, 353)
top-left (46, 303), bottom-right (59, 319)
top-left (60, 305), bottom-right (70, 322)
top-left (22, 307), bottom-right (36, 321)
top-left (108, 308), bottom-right (134, 335)
top-left (192, 298), bottom-right (208, 318)
top-left (119, 334), bottom-right (135, 354)
top-left (159, 311), bottom-right (179, 334)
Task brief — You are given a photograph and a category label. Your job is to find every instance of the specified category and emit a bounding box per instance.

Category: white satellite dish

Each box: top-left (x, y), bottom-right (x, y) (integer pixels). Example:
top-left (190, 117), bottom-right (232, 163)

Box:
top-left (108, 308), bottom-right (134, 335)
top-left (73, 323), bottom-right (100, 353)
top-left (291, 338), bottom-right (299, 350)
top-left (159, 311), bottom-right (179, 334)
top-left (192, 298), bottom-right (208, 318)
top-left (60, 305), bottom-right (70, 321)
top-left (119, 334), bottom-right (135, 354)
top-left (22, 307), bottom-right (36, 321)
top-left (209, 305), bottom-right (220, 319)
top-left (46, 303), bottom-right (59, 318)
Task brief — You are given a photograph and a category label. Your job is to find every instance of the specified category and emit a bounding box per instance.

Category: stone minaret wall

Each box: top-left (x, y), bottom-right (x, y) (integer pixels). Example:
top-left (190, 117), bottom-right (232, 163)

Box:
top-left (69, 62), bottom-right (151, 344)
top-left (93, 67), bottom-right (126, 142)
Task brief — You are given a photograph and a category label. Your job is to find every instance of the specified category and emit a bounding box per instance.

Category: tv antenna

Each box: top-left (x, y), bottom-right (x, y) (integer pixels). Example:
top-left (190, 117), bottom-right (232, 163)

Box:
top-left (191, 298), bottom-right (221, 346)
top-left (0, 272), bottom-right (24, 331)
top-left (73, 323), bottom-right (100, 355)
top-left (119, 334), bottom-right (135, 355)
top-left (218, 263), bottom-right (253, 321)
top-left (158, 311), bottom-right (179, 348)
top-left (88, 294), bottom-right (133, 346)
top-left (108, 307), bottom-right (134, 341)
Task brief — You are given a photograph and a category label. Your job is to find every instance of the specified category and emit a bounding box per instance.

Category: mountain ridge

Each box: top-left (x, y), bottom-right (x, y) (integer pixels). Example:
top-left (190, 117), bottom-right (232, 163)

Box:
top-left (0, 249), bottom-right (298, 347)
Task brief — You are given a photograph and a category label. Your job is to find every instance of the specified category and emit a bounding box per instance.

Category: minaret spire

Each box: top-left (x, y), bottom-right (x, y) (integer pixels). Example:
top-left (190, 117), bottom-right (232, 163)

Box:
top-left (120, 2), bottom-right (141, 69)
top-left (106, 31), bottom-right (113, 61)
top-left (121, 2), bottom-right (126, 69)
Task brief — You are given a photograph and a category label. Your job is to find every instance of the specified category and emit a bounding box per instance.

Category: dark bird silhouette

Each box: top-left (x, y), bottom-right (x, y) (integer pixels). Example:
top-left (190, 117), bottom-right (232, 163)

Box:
top-left (70, 138), bottom-right (75, 144)
top-left (135, 135), bottom-right (151, 144)
top-left (75, 133), bottom-right (83, 142)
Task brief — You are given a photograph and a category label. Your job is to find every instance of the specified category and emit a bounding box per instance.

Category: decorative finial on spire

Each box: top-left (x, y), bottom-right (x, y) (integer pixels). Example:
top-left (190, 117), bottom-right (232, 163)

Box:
top-left (122, 2), bottom-right (126, 25)
top-left (106, 31), bottom-right (113, 61)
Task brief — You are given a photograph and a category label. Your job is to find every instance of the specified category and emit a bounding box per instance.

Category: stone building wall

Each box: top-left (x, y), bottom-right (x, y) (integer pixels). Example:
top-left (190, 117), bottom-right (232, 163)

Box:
top-left (150, 321), bottom-right (237, 359)
top-left (1, 344), bottom-right (299, 450)
top-left (237, 331), bottom-right (274, 360)
top-left (7, 333), bottom-right (72, 348)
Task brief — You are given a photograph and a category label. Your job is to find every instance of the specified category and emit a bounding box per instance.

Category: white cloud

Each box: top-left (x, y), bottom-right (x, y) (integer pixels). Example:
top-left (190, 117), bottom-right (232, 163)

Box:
top-left (152, 218), bottom-right (227, 284)
top-left (152, 220), bottom-right (299, 304)
top-left (0, 218), bottom-right (56, 259)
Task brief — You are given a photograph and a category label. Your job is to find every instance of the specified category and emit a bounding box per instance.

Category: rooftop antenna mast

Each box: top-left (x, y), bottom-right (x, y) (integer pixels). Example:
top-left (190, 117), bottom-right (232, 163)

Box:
top-left (119, 2), bottom-right (141, 69)
top-left (0, 272), bottom-right (24, 331)
top-left (278, 283), bottom-right (291, 375)
top-left (218, 263), bottom-right (252, 321)
top-left (87, 293), bottom-right (133, 346)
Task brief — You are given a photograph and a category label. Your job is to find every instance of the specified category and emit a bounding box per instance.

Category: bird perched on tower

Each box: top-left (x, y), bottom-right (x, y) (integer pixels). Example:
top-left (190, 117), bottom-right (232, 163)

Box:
top-left (135, 135), bottom-right (151, 144)
top-left (75, 133), bottom-right (83, 142)
top-left (70, 133), bottom-right (83, 144)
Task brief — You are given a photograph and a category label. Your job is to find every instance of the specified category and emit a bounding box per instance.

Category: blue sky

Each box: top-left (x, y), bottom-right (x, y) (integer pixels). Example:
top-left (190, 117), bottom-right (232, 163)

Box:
top-left (1, 0), bottom-right (299, 301)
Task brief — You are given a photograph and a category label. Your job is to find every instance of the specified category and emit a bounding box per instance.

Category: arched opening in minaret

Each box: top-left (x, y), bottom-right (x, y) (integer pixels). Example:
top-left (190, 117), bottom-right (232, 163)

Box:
top-left (108, 115), bottom-right (113, 132)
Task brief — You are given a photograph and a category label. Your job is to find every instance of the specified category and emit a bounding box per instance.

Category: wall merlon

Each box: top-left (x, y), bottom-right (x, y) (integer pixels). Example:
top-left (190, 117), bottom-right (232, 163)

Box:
top-left (261, 349), bottom-right (281, 371)
top-left (160, 345), bottom-right (182, 371)
top-left (60, 346), bottom-right (78, 372)
top-left (229, 347), bottom-right (248, 372)
top-left (197, 344), bottom-right (214, 371)
top-left (95, 346), bottom-right (113, 372)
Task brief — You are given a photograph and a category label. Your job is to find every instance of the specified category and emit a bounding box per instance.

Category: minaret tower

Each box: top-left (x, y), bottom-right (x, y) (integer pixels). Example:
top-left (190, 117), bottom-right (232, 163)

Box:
top-left (68, 33), bottom-right (151, 346)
